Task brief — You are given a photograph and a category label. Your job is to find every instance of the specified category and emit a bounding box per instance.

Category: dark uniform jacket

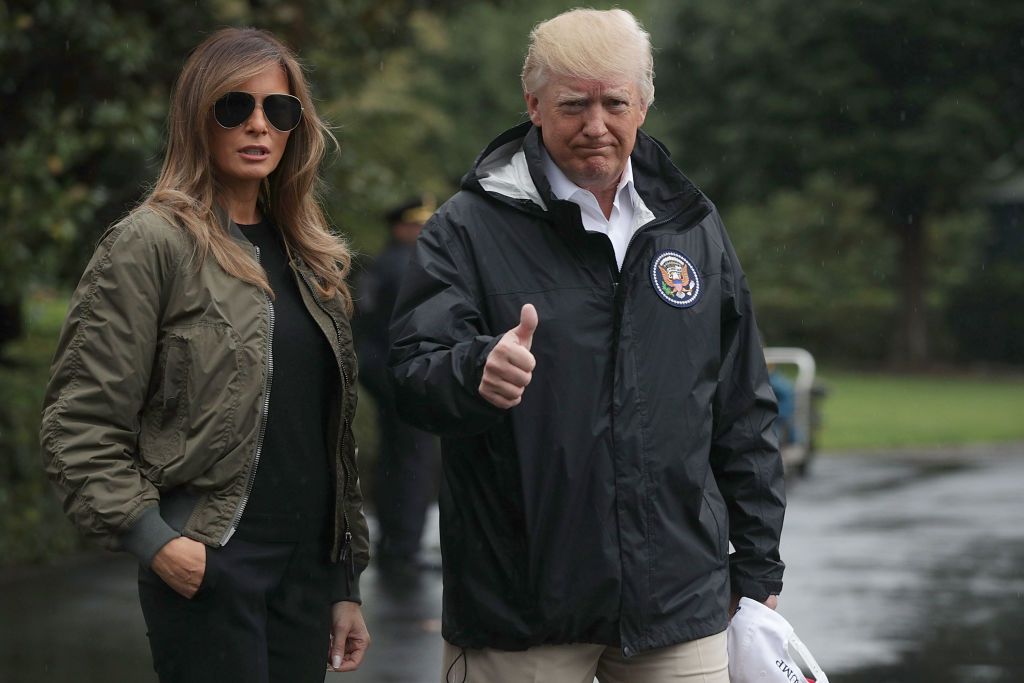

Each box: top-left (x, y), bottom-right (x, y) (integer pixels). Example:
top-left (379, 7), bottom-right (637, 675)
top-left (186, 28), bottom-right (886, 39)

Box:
top-left (389, 122), bottom-right (785, 654)
top-left (355, 240), bottom-right (415, 404)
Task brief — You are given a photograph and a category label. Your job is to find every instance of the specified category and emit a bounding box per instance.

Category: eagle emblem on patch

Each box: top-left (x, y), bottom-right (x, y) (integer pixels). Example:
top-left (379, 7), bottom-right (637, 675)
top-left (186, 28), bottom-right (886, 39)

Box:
top-left (651, 250), bottom-right (702, 308)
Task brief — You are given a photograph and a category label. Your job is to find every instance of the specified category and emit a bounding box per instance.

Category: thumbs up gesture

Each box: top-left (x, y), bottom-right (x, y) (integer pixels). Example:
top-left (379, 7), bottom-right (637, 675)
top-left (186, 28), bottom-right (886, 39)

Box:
top-left (479, 304), bottom-right (538, 409)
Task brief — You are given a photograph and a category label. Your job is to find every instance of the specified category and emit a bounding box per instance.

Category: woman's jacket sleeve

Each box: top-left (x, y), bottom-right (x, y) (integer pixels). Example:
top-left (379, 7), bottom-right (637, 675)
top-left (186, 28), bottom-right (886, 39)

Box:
top-left (708, 213), bottom-right (787, 602)
top-left (387, 214), bottom-right (505, 437)
top-left (40, 216), bottom-right (182, 565)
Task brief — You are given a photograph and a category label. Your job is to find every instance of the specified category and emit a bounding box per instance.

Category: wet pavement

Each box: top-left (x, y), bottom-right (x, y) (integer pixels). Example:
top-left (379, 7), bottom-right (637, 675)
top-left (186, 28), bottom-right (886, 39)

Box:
top-left (781, 446), bottom-right (1024, 682)
top-left (2, 446), bottom-right (1023, 682)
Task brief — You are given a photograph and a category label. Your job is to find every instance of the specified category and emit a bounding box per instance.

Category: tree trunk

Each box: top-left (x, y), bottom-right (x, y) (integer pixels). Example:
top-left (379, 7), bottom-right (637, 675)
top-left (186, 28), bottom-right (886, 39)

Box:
top-left (893, 217), bottom-right (930, 368)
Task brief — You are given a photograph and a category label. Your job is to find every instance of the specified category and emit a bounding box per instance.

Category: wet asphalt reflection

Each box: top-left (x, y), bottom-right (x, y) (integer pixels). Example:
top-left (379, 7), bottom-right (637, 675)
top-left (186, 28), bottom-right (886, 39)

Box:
top-left (781, 446), bottom-right (1024, 682)
top-left (1, 446), bottom-right (1022, 682)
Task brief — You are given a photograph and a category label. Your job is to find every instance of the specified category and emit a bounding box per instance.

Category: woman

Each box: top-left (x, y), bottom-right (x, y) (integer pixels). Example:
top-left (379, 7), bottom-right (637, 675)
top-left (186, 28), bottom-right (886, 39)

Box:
top-left (40, 28), bottom-right (370, 682)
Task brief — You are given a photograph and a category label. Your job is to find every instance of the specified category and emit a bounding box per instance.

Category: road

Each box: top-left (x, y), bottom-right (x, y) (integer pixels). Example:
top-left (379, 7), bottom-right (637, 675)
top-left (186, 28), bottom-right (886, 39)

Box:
top-left (2, 446), bottom-right (1022, 682)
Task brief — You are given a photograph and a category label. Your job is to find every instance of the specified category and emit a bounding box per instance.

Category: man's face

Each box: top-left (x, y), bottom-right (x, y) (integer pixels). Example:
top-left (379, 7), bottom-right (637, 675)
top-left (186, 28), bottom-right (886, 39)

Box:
top-left (526, 73), bottom-right (647, 196)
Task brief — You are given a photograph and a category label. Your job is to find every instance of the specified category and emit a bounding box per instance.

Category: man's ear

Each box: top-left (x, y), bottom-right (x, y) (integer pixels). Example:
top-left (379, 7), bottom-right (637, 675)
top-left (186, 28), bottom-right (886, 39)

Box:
top-left (525, 92), bottom-right (543, 127)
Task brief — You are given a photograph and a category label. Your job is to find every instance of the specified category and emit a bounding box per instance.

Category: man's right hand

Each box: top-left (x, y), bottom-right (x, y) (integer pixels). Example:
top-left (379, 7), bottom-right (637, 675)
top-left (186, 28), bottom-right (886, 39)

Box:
top-left (151, 536), bottom-right (207, 599)
top-left (479, 304), bottom-right (538, 409)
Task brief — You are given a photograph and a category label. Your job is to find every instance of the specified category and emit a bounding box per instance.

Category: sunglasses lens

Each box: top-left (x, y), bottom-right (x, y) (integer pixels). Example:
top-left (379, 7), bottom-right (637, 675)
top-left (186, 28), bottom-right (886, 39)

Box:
top-left (214, 92), bottom-right (256, 128)
top-left (263, 94), bottom-right (303, 132)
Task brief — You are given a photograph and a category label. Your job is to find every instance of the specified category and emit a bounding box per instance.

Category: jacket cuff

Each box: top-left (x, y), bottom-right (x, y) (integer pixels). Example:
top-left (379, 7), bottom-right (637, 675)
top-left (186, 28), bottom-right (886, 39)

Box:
top-left (730, 571), bottom-right (783, 603)
top-left (331, 562), bottom-right (368, 604)
top-left (120, 505), bottom-right (180, 567)
top-left (469, 335), bottom-right (502, 388)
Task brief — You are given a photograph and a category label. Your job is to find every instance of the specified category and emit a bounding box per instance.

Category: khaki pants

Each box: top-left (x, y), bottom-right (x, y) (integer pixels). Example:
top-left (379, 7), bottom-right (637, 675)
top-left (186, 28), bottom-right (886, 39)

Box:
top-left (441, 631), bottom-right (728, 683)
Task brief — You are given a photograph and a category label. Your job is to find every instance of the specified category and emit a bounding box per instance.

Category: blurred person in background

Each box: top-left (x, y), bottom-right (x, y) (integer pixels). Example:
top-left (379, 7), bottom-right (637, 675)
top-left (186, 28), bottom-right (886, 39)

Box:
top-left (40, 27), bottom-right (370, 682)
top-left (354, 196), bottom-right (441, 583)
top-left (389, 8), bottom-right (785, 682)
top-left (767, 364), bottom-right (798, 446)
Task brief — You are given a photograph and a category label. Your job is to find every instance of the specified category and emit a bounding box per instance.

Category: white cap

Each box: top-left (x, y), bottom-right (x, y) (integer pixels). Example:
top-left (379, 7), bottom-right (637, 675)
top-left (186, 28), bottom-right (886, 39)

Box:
top-left (727, 597), bottom-right (829, 683)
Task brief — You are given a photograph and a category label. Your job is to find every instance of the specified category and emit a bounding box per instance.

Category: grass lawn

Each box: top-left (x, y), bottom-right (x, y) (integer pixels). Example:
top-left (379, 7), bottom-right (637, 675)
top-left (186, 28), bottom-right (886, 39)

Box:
top-left (817, 371), bottom-right (1024, 451)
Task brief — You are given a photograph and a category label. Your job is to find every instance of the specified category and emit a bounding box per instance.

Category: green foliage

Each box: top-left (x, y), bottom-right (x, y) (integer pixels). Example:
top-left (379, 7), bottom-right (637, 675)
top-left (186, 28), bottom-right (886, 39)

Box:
top-left (726, 174), bottom-right (897, 360)
top-left (324, 0), bottom-right (663, 252)
top-left (3, 0), bottom-right (1020, 354)
top-left (654, 0), bottom-right (1024, 363)
top-left (656, 0), bottom-right (1024, 210)
top-left (322, 10), bottom-right (461, 254)
top-left (0, 0), bottom-right (477, 304)
top-left (727, 174), bottom-right (988, 360)
top-left (943, 204), bottom-right (1024, 364)
top-left (417, 0), bottom-right (591, 182)
top-left (1, 0), bottom-right (181, 299)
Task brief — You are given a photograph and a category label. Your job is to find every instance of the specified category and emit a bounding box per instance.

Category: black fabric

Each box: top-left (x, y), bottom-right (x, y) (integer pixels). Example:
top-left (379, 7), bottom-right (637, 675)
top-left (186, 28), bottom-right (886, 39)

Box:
top-left (354, 241), bottom-right (440, 561)
top-left (388, 123), bottom-right (786, 654)
top-left (370, 404), bottom-right (439, 561)
top-left (138, 536), bottom-right (333, 683)
top-left (236, 220), bottom-right (336, 541)
top-left (355, 241), bottom-right (412, 401)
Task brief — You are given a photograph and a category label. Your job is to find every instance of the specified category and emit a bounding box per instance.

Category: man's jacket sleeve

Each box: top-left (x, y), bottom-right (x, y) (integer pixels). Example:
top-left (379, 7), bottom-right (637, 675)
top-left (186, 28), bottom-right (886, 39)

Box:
top-left (40, 216), bottom-right (182, 565)
top-left (708, 213), bottom-right (787, 602)
top-left (387, 213), bottom-right (505, 437)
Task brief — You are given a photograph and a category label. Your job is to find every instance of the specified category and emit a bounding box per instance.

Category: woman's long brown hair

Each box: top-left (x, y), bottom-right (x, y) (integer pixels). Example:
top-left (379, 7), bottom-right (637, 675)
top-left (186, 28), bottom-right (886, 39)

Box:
top-left (140, 28), bottom-right (352, 312)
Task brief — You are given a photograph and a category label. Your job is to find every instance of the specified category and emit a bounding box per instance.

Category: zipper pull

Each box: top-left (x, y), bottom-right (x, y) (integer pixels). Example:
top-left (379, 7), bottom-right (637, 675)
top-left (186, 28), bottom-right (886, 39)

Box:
top-left (341, 531), bottom-right (355, 581)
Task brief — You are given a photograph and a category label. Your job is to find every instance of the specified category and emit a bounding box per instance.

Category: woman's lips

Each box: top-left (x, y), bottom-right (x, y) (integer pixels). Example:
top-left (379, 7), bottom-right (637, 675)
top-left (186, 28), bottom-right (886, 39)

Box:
top-left (239, 146), bottom-right (270, 160)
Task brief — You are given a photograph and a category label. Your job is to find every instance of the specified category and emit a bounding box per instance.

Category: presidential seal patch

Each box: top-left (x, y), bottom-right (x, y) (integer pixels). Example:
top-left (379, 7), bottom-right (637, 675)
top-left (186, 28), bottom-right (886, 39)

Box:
top-left (651, 250), bottom-right (702, 308)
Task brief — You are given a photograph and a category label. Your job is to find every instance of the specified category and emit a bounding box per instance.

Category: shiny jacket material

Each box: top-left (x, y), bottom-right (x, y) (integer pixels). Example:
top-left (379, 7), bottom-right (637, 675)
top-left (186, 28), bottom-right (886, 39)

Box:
top-left (40, 207), bottom-right (368, 598)
top-left (389, 123), bottom-right (785, 654)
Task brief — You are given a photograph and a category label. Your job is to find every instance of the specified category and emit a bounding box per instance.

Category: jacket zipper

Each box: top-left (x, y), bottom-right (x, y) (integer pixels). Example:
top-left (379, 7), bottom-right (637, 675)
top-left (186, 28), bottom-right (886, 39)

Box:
top-left (221, 245), bottom-right (275, 545)
top-left (608, 202), bottom-right (711, 657)
top-left (296, 267), bottom-right (354, 568)
top-left (617, 201), bottom-right (710, 279)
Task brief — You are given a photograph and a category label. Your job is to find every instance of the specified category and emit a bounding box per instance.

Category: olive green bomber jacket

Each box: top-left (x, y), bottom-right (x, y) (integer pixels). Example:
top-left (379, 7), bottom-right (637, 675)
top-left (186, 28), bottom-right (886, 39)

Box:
top-left (40, 207), bottom-right (369, 599)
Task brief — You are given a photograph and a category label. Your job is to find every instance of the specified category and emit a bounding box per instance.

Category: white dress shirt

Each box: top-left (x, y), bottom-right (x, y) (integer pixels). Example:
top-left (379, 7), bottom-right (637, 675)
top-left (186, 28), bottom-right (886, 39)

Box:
top-left (541, 147), bottom-right (651, 269)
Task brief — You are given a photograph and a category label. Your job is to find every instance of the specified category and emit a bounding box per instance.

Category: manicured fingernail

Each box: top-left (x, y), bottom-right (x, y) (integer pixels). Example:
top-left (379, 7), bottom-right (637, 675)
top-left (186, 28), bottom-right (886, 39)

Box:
top-left (332, 655), bottom-right (342, 669)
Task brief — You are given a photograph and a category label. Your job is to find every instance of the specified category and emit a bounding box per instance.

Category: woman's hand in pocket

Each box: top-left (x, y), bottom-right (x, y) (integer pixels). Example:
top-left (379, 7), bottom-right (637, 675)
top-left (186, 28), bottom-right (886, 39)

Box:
top-left (151, 536), bottom-right (207, 598)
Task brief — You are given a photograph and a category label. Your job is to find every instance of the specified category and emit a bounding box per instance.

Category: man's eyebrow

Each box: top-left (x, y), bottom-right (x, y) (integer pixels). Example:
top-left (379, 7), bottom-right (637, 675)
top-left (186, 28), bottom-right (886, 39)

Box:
top-left (554, 92), bottom-right (588, 104)
top-left (602, 89), bottom-right (632, 100)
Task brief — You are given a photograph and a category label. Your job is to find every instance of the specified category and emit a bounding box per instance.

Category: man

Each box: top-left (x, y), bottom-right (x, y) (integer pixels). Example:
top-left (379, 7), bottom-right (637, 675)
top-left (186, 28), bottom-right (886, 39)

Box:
top-left (354, 197), bottom-right (440, 582)
top-left (389, 9), bottom-right (785, 682)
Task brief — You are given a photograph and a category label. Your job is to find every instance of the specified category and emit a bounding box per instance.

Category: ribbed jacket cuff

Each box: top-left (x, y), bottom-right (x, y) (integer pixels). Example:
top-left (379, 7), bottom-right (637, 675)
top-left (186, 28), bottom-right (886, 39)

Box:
top-left (120, 505), bottom-right (180, 567)
top-left (332, 562), bottom-right (368, 604)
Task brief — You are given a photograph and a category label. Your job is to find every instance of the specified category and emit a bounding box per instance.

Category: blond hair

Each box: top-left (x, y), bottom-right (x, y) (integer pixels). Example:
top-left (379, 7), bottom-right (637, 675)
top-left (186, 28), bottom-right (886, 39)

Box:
top-left (141, 28), bottom-right (353, 312)
top-left (521, 8), bottom-right (655, 106)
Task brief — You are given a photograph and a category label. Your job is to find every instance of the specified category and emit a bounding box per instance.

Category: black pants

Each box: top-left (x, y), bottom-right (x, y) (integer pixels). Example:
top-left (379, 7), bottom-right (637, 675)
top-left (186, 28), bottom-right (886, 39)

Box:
top-left (373, 405), bottom-right (440, 561)
top-left (138, 536), bottom-right (334, 683)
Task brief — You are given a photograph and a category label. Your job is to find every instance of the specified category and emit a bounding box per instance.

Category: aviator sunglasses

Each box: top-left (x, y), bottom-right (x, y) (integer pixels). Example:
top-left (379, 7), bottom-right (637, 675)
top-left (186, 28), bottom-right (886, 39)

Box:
top-left (213, 91), bottom-right (304, 132)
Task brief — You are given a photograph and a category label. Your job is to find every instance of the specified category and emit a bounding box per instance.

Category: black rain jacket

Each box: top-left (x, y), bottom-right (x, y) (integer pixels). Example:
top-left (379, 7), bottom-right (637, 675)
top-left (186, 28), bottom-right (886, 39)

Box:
top-left (389, 122), bottom-right (785, 655)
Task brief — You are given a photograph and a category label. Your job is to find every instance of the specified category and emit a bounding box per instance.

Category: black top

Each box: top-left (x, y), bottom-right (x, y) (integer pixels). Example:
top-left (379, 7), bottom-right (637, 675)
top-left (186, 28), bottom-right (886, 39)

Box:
top-left (235, 218), bottom-right (337, 541)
